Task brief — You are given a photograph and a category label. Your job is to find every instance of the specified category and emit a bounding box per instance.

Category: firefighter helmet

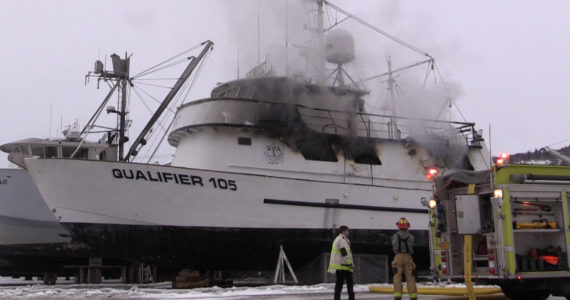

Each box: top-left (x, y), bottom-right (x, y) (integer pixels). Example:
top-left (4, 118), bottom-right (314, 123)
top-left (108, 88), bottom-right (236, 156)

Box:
top-left (396, 217), bottom-right (410, 229)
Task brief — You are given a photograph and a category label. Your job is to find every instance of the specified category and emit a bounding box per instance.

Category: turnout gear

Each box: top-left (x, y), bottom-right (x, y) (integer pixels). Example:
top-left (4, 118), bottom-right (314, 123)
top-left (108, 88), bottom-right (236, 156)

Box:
top-left (392, 219), bottom-right (417, 300)
top-left (392, 230), bottom-right (415, 255)
top-left (392, 253), bottom-right (417, 299)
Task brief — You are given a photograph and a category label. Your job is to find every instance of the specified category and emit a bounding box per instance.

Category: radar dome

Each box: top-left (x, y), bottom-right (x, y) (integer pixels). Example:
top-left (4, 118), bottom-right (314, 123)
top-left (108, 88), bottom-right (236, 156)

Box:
top-left (325, 29), bottom-right (355, 65)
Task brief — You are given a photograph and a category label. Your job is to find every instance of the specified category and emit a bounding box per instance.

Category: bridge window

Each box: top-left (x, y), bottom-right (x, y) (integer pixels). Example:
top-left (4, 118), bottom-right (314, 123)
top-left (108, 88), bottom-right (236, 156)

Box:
top-left (340, 138), bottom-right (382, 165)
top-left (295, 134), bottom-right (338, 162)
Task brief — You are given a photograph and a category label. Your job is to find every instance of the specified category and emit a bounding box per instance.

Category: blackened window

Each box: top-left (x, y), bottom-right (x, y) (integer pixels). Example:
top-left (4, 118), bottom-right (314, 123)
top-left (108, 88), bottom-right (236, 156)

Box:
top-left (238, 137), bottom-right (252, 146)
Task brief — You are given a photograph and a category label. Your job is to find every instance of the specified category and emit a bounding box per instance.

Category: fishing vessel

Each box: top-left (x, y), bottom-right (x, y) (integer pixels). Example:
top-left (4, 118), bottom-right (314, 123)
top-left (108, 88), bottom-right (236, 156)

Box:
top-left (25, 1), bottom-right (490, 273)
top-left (0, 133), bottom-right (111, 277)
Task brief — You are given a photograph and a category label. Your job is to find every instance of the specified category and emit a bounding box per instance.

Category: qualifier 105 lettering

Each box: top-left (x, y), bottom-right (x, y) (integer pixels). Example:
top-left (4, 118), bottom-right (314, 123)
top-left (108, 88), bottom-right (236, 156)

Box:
top-left (209, 178), bottom-right (237, 191)
top-left (112, 168), bottom-right (237, 191)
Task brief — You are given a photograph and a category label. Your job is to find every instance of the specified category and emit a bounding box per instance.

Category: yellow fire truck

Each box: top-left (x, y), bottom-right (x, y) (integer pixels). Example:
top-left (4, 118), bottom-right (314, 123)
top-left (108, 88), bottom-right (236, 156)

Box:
top-left (429, 163), bottom-right (570, 300)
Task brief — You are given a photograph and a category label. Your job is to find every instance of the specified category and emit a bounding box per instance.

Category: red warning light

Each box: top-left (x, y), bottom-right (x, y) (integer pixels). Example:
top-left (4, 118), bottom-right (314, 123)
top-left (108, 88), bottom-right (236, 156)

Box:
top-left (517, 275), bottom-right (522, 280)
top-left (496, 153), bottom-right (510, 165)
top-left (426, 168), bottom-right (438, 180)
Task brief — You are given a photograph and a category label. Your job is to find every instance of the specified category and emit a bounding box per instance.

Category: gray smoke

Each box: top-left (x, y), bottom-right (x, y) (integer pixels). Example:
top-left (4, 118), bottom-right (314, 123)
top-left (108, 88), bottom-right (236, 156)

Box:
top-left (218, 0), bottom-right (472, 169)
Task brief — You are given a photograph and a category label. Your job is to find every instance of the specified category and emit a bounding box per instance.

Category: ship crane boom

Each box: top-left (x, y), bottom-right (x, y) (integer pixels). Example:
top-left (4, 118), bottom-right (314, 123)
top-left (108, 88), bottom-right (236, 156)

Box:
top-left (125, 40), bottom-right (214, 162)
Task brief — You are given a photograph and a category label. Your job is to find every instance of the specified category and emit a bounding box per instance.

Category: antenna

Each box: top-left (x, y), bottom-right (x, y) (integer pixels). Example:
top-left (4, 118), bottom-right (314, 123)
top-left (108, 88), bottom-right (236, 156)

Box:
top-left (489, 123), bottom-right (494, 188)
top-left (285, 0), bottom-right (289, 76)
top-left (49, 101), bottom-right (53, 138)
top-left (237, 33), bottom-right (240, 80)
top-left (257, 0), bottom-right (261, 64)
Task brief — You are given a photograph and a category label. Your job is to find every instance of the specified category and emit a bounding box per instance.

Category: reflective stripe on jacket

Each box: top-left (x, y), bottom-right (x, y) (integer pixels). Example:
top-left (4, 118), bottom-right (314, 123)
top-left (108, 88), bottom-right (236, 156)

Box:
top-left (328, 234), bottom-right (353, 273)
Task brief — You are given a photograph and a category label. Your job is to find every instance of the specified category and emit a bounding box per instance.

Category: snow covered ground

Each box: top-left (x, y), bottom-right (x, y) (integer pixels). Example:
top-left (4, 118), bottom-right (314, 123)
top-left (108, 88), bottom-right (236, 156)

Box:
top-left (0, 277), bottom-right (566, 299)
top-left (0, 280), bottom-right (369, 299)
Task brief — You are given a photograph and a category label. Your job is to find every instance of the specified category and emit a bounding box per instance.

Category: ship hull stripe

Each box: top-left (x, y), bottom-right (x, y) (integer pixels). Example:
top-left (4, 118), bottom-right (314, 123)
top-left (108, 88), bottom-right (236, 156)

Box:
top-left (264, 198), bottom-right (428, 214)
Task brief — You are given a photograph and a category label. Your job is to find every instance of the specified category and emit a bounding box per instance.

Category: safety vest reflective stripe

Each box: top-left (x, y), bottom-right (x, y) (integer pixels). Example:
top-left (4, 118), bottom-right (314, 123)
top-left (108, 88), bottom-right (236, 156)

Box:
top-left (331, 247), bottom-right (352, 255)
top-left (394, 292), bottom-right (402, 297)
top-left (328, 263), bottom-right (352, 271)
top-left (410, 293), bottom-right (418, 298)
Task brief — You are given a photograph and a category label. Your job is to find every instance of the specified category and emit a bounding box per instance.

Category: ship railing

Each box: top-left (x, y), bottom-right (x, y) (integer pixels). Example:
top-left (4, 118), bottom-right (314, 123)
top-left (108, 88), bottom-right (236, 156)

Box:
top-left (296, 106), bottom-right (476, 146)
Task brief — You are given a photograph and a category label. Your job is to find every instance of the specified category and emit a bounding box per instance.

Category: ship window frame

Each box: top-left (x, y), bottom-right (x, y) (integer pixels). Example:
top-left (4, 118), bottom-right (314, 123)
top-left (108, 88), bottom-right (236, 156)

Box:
top-left (237, 85), bottom-right (254, 98)
top-left (225, 87), bottom-right (240, 97)
top-left (61, 146), bottom-right (89, 159)
top-left (238, 137), bottom-right (252, 146)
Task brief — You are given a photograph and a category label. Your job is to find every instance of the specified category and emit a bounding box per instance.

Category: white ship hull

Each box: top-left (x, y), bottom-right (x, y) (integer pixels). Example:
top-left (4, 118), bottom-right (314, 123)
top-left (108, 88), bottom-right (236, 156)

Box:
top-left (26, 159), bottom-right (431, 229)
top-left (25, 158), bottom-right (432, 270)
top-left (0, 169), bottom-right (93, 276)
top-left (0, 169), bottom-right (69, 245)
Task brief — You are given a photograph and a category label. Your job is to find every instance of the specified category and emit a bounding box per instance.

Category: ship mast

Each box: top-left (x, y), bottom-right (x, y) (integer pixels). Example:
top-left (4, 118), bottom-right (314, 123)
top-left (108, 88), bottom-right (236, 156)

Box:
top-left (386, 55), bottom-right (397, 137)
top-left (316, 0), bottom-right (325, 85)
top-left (82, 52), bottom-right (131, 162)
top-left (117, 54), bottom-right (130, 161)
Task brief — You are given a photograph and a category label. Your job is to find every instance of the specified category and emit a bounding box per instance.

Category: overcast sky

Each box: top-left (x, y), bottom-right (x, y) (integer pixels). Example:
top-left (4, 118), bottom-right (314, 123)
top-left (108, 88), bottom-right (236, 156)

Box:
top-left (1, 0), bottom-right (569, 168)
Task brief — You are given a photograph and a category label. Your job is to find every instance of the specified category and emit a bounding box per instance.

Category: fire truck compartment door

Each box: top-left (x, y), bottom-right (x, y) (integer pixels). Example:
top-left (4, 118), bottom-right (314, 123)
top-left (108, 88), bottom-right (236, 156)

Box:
top-left (456, 195), bottom-right (482, 234)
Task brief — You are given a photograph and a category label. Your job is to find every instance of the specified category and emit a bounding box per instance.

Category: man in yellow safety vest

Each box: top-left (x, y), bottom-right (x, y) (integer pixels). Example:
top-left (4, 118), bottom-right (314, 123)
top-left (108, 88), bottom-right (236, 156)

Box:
top-left (392, 217), bottom-right (418, 300)
top-left (328, 225), bottom-right (355, 300)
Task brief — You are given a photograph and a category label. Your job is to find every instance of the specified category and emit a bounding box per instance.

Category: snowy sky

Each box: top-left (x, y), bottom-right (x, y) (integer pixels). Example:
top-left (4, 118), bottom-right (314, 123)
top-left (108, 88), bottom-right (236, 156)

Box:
top-left (1, 0), bottom-right (569, 167)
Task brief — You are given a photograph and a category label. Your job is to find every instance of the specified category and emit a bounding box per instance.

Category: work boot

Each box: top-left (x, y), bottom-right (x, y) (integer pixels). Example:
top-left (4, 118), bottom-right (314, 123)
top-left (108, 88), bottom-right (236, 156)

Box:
top-left (394, 297), bottom-right (401, 300)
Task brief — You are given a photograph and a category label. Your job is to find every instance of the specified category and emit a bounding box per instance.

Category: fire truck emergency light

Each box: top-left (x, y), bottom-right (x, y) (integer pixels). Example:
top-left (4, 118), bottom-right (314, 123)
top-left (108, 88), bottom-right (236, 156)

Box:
top-left (493, 189), bottom-right (503, 199)
top-left (496, 153), bottom-right (510, 165)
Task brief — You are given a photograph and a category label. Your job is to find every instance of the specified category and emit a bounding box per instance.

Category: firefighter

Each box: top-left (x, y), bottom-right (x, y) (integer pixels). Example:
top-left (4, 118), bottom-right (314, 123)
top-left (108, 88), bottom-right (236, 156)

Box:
top-left (328, 225), bottom-right (355, 300)
top-left (392, 217), bottom-right (418, 300)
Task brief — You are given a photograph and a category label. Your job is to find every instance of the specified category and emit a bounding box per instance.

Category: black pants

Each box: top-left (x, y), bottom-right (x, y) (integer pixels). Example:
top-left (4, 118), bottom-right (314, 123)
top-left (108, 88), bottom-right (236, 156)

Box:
top-left (334, 270), bottom-right (355, 300)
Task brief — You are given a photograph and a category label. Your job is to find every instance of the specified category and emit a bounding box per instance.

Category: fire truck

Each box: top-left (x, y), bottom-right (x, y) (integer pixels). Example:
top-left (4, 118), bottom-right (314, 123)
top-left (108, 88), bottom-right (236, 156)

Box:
top-left (428, 158), bottom-right (570, 300)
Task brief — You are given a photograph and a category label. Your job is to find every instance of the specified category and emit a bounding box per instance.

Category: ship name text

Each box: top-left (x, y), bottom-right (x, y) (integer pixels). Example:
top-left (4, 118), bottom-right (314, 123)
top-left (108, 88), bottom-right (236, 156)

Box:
top-left (111, 168), bottom-right (237, 191)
